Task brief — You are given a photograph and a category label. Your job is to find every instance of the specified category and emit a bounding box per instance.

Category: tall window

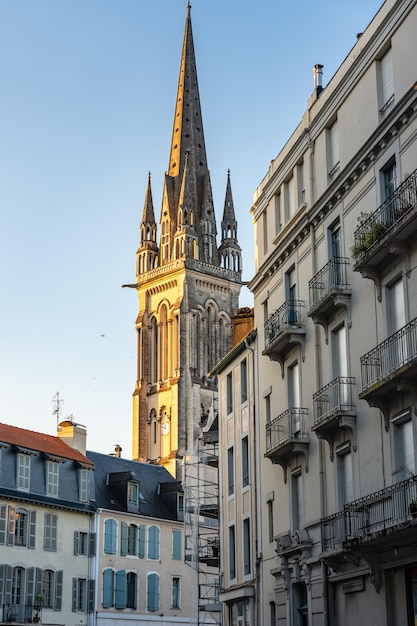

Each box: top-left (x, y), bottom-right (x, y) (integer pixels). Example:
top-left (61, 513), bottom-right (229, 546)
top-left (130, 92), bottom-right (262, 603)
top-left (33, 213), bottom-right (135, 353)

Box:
top-left (332, 324), bottom-right (348, 377)
top-left (147, 573), bottom-right (160, 612)
top-left (172, 577), bottom-right (181, 608)
top-left (42, 570), bottom-right (54, 608)
top-left (392, 411), bottom-right (415, 482)
top-left (11, 567), bottom-right (24, 606)
top-left (17, 453), bottom-right (30, 491)
top-left (160, 304), bottom-right (168, 381)
top-left (379, 47), bottom-right (394, 114)
top-left (328, 120), bottom-right (340, 176)
top-left (337, 443), bottom-right (354, 507)
top-left (267, 496), bottom-right (274, 543)
top-left (138, 524), bottom-right (145, 558)
top-left (126, 572), bottom-right (137, 609)
top-left (286, 267), bottom-right (297, 324)
top-left (147, 525), bottom-right (160, 560)
top-left (242, 437), bottom-right (249, 487)
top-left (104, 519), bottom-right (117, 555)
top-left (150, 317), bottom-right (158, 383)
top-left (44, 513), bottom-right (57, 551)
top-left (383, 160), bottom-right (397, 201)
top-left (227, 372), bottom-right (233, 415)
top-left (14, 509), bottom-right (28, 546)
top-left (128, 482), bottom-right (139, 506)
top-left (274, 193), bottom-right (282, 234)
top-left (292, 471), bottom-right (304, 531)
top-left (240, 358), bottom-right (248, 404)
top-left (128, 524), bottom-right (138, 556)
top-left (229, 525), bottom-right (236, 580)
top-left (227, 447), bottom-right (234, 496)
top-left (243, 517), bottom-right (251, 575)
top-left (288, 362), bottom-right (300, 411)
top-left (263, 210), bottom-right (268, 254)
top-left (293, 582), bottom-right (308, 626)
top-left (46, 461), bottom-right (59, 497)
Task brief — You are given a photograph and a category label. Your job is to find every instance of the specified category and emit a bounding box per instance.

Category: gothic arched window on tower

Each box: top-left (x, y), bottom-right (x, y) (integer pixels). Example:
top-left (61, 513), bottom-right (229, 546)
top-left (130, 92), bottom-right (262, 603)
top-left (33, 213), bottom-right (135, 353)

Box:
top-left (150, 317), bottom-right (158, 384)
top-left (160, 305), bottom-right (168, 381)
top-left (206, 305), bottom-right (216, 372)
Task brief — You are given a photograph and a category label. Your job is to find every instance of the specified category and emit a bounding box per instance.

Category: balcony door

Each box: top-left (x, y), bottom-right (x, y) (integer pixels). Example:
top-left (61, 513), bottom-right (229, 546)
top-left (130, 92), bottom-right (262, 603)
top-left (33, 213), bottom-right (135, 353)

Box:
top-left (288, 362), bottom-right (301, 433)
top-left (332, 325), bottom-right (348, 407)
top-left (286, 267), bottom-right (297, 324)
top-left (388, 278), bottom-right (408, 367)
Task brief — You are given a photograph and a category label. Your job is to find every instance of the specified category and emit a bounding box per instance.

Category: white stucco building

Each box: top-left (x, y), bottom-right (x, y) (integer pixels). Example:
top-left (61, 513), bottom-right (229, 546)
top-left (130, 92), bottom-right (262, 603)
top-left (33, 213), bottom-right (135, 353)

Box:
top-left (249, 0), bottom-right (417, 623)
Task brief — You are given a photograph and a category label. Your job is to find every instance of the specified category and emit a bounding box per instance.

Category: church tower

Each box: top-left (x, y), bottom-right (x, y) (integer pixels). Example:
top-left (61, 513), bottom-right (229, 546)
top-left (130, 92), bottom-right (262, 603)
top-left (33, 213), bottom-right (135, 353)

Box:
top-left (130, 4), bottom-right (242, 477)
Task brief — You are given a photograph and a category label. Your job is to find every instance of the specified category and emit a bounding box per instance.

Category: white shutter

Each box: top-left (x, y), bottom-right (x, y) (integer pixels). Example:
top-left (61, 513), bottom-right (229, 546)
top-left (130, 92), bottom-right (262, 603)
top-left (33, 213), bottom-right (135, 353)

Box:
top-left (380, 48), bottom-right (394, 108)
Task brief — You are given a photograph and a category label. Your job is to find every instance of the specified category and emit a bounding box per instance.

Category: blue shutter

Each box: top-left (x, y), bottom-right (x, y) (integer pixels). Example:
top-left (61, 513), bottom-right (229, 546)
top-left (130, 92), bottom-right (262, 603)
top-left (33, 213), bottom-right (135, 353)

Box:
top-left (115, 571), bottom-right (126, 609)
top-left (87, 579), bottom-right (95, 613)
top-left (138, 525), bottom-right (145, 558)
top-left (0, 506), bottom-right (6, 545)
top-left (72, 578), bottom-right (77, 612)
top-left (148, 525), bottom-right (160, 559)
top-left (89, 533), bottom-right (96, 557)
top-left (120, 522), bottom-right (128, 556)
top-left (102, 569), bottom-right (114, 608)
top-left (26, 568), bottom-right (35, 608)
top-left (74, 531), bottom-right (80, 555)
top-left (147, 574), bottom-right (159, 612)
top-left (55, 571), bottom-right (63, 611)
top-left (28, 511), bottom-right (36, 549)
top-left (104, 520), bottom-right (117, 555)
top-left (172, 530), bottom-right (181, 560)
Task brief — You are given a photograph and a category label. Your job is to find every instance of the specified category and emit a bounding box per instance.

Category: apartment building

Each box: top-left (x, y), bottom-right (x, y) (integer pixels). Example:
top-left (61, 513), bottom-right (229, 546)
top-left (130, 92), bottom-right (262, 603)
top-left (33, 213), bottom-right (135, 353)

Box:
top-left (248, 0), bottom-right (417, 624)
top-left (210, 313), bottom-right (258, 626)
top-left (0, 421), bottom-right (95, 626)
top-left (87, 449), bottom-right (195, 626)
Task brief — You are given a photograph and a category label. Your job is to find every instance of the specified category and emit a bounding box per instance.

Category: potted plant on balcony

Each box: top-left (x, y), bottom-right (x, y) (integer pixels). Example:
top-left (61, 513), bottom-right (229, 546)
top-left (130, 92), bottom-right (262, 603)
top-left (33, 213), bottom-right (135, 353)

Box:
top-left (33, 595), bottom-right (44, 623)
top-left (409, 500), bottom-right (417, 518)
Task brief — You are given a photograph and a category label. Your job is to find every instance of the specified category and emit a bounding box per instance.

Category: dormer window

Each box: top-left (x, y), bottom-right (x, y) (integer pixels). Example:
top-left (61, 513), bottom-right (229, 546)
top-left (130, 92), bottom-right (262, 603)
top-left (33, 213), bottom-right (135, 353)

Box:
top-left (79, 468), bottom-right (90, 503)
top-left (128, 482), bottom-right (139, 506)
top-left (46, 461), bottom-right (59, 497)
top-left (17, 453), bottom-right (30, 491)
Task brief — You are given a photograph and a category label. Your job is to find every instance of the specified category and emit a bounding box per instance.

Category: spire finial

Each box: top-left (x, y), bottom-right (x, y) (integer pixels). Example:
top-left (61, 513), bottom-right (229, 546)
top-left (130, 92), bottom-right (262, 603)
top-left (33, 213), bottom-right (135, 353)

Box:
top-left (148, 171), bottom-right (151, 183)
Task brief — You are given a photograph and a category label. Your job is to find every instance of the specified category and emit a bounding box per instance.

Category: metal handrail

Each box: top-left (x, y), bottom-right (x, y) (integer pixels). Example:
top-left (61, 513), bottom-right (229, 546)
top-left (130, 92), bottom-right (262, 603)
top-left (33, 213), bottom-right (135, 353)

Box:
top-left (266, 408), bottom-right (309, 453)
top-left (313, 377), bottom-right (355, 426)
top-left (309, 257), bottom-right (350, 309)
top-left (360, 317), bottom-right (417, 391)
top-left (264, 300), bottom-right (305, 347)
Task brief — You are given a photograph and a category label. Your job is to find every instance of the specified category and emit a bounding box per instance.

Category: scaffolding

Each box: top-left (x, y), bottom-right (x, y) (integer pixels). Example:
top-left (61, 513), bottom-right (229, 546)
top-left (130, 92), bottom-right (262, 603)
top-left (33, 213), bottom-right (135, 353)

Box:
top-left (183, 403), bottom-right (222, 626)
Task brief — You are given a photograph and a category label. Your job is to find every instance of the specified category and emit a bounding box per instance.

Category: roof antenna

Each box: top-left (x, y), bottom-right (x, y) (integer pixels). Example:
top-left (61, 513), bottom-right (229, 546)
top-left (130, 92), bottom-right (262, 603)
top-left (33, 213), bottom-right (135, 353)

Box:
top-left (52, 392), bottom-right (64, 430)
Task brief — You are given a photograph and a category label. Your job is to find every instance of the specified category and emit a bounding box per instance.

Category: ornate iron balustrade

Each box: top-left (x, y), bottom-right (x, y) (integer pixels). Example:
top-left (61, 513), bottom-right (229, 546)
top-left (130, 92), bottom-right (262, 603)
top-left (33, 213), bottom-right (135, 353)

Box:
top-left (360, 317), bottom-right (417, 391)
top-left (313, 377), bottom-right (355, 427)
top-left (266, 408), bottom-right (309, 453)
top-left (321, 475), bottom-right (417, 551)
top-left (308, 257), bottom-right (350, 309)
top-left (353, 168), bottom-right (417, 261)
top-left (2, 604), bottom-right (37, 624)
top-left (264, 300), bottom-right (304, 347)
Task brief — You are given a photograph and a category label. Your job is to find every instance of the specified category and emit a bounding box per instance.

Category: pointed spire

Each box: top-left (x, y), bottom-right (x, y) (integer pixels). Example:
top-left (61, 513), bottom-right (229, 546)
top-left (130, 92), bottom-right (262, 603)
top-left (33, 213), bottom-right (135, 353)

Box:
top-left (141, 171), bottom-right (156, 228)
top-left (137, 172), bottom-right (158, 274)
top-left (168, 3), bottom-right (208, 184)
top-left (219, 170), bottom-right (242, 275)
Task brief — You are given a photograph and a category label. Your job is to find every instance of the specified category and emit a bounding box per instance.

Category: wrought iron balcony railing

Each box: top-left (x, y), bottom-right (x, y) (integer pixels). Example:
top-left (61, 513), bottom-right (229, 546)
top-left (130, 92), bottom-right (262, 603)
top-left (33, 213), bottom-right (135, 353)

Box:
top-left (266, 408), bottom-right (309, 454)
top-left (308, 257), bottom-right (350, 310)
top-left (321, 475), bottom-right (417, 552)
top-left (264, 300), bottom-right (305, 348)
top-left (360, 317), bottom-right (417, 392)
top-left (352, 168), bottom-right (417, 262)
top-left (1, 603), bottom-right (40, 624)
top-left (313, 377), bottom-right (356, 428)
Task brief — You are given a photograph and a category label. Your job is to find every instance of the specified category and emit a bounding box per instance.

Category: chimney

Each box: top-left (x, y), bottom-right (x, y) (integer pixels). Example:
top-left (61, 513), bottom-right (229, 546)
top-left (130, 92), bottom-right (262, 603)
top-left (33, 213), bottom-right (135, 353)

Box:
top-left (57, 419), bottom-right (87, 455)
top-left (313, 64), bottom-right (324, 97)
top-left (114, 444), bottom-right (122, 458)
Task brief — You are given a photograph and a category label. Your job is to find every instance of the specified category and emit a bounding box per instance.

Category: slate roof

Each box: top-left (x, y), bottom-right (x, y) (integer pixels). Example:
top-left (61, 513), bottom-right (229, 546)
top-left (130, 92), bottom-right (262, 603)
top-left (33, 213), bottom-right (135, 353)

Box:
top-left (87, 450), bottom-right (181, 521)
top-left (0, 422), bottom-right (93, 466)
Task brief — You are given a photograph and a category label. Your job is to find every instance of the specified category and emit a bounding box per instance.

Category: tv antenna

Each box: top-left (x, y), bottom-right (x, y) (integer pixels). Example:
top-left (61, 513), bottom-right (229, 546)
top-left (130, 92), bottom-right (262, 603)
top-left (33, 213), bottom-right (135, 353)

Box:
top-left (52, 392), bottom-right (64, 430)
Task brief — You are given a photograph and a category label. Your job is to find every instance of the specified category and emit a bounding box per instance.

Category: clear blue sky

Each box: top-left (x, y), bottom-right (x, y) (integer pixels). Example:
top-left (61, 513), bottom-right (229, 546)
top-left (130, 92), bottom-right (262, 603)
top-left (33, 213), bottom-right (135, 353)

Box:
top-left (0, 0), bottom-right (382, 457)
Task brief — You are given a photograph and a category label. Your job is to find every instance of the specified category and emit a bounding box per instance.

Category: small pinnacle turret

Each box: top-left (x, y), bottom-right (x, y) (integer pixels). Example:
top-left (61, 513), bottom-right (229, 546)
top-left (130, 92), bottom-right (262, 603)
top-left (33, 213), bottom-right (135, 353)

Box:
top-left (137, 172), bottom-right (158, 274)
top-left (219, 170), bottom-right (242, 274)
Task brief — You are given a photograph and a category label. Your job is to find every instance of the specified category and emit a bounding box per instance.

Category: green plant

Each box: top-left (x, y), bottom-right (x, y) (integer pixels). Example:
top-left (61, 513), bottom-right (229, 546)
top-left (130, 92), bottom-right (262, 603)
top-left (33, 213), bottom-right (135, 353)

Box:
top-left (34, 595), bottom-right (44, 608)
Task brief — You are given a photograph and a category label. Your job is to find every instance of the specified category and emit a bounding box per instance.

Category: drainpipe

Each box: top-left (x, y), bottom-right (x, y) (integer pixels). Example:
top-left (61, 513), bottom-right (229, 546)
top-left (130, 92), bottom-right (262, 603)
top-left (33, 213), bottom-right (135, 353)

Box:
top-left (244, 336), bottom-right (262, 626)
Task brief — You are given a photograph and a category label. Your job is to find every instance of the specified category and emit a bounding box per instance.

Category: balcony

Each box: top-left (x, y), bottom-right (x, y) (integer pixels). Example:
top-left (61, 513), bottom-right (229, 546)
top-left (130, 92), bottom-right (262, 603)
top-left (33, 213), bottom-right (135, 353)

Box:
top-left (360, 317), bottom-right (417, 427)
top-left (312, 377), bottom-right (357, 459)
top-left (321, 475), bottom-right (417, 554)
top-left (308, 258), bottom-right (351, 341)
top-left (1, 604), bottom-right (41, 624)
top-left (263, 300), bottom-right (306, 375)
top-left (265, 408), bottom-right (309, 481)
top-left (352, 168), bottom-right (417, 300)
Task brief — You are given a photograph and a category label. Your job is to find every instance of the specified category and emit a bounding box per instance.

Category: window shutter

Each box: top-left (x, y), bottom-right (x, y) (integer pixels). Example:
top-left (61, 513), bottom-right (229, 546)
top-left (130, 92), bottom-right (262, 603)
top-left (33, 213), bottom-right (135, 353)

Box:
top-left (138, 525), bottom-right (145, 558)
top-left (120, 522), bottom-right (128, 556)
top-left (72, 578), bottom-right (77, 612)
top-left (148, 526), bottom-right (156, 559)
top-left (26, 568), bottom-right (35, 607)
top-left (0, 565), bottom-right (4, 606)
top-left (380, 48), bottom-right (394, 107)
top-left (104, 519), bottom-right (117, 554)
top-left (89, 533), bottom-right (96, 557)
top-left (87, 579), bottom-right (95, 613)
top-left (4, 565), bottom-right (13, 605)
top-left (102, 569), bottom-right (114, 608)
top-left (7, 506), bottom-right (15, 546)
top-left (35, 567), bottom-right (43, 597)
top-left (28, 511), bottom-right (36, 549)
top-left (0, 507), bottom-right (6, 545)
top-left (147, 573), bottom-right (159, 612)
top-left (55, 571), bottom-right (63, 611)
top-left (172, 530), bottom-right (181, 560)
top-left (74, 531), bottom-right (80, 555)
top-left (115, 571), bottom-right (127, 609)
